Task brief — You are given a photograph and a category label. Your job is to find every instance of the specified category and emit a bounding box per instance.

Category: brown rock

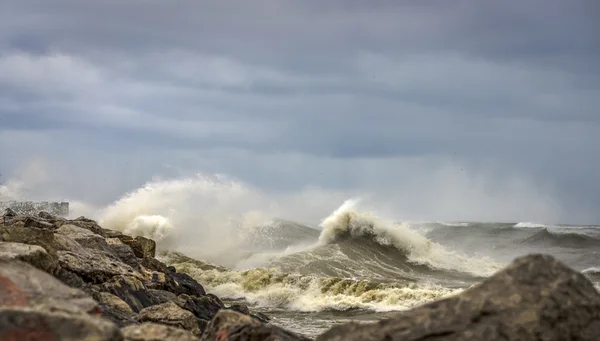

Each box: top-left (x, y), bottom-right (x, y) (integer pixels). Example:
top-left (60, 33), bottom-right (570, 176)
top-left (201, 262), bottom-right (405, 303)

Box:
top-left (175, 294), bottom-right (222, 321)
top-left (317, 254), bottom-right (600, 341)
top-left (0, 242), bottom-right (59, 274)
top-left (0, 225), bottom-right (58, 254)
top-left (200, 310), bottom-right (309, 341)
top-left (136, 301), bottom-right (200, 336)
top-left (121, 322), bottom-right (200, 341)
top-left (99, 275), bottom-right (160, 313)
top-left (92, 291), bottom-right (138, 327)
top-left (107, 238), bottom-right (140, 269)
top-left (55, 218), bottom-right (106, 237)
top-left (57, 246), bottom-right (139, 284)
top-left (125, 236), bottom-right (156, 259)
top-left (56, 224), bottom-right (115, 254)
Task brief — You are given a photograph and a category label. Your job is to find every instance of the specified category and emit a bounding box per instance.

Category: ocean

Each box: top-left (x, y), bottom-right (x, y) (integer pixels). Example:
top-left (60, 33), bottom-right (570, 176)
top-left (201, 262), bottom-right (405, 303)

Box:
top-left (94, 176), bottom-right (600, 338)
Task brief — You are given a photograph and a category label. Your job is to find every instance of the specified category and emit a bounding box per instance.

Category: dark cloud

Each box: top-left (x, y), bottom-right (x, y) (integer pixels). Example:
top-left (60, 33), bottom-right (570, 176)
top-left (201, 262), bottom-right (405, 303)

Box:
top-left (0, 0), bottom-right (599, 223)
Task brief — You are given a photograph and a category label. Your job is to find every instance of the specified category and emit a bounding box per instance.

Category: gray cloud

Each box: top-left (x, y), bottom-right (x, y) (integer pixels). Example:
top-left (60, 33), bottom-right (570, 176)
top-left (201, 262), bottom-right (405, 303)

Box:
top-left (0, 0), bottom-right (599, 224)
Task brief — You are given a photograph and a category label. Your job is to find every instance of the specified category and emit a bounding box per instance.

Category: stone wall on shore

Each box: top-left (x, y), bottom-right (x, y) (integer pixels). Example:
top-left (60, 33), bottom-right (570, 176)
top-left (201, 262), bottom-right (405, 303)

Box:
top-left (0, 201), bottom-right (69, 216)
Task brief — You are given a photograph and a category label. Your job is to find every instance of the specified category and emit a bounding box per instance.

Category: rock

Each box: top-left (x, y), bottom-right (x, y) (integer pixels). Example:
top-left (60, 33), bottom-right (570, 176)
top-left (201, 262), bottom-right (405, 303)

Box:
top-left (107, 238), bottom-right (140, 269)
top-left (206, 293), bottom-right (224, 307)
top-left (142, 257), bottom-right (169, 273)
top-left (38, 211), bottom-right (56, 220)
top-left (121, 322), bottom-right (200, 341)
top-left (99, 275), bottom-right (159, 313)
top-left (147, 289), bottom-right (177, 305)
top-left (317, 254), bottom-right (600, 341)
top-left (200, 310), bottom-right (309, 341)
top-left (0, 308), bottom-right (123, 341)
top-left (104, 228), bottom-right (127, 238)
top-left (92, 291), bottom-right (138, 327)
top-left (0, 242), bottom-right (59, 274)
top-left (56, 218), bottom-right (106, 237)
top-left (175, 294), bottom-right (222, 321)
top-left (251, 311), bottom-right (271, 323)
top-left (171, 272), bottom-right (206, 296)
top-left (0, 258), bottom-right (122, 340)
top-left (56, 224), bottom-right (115, 254)
top-left (166, 266), bottom-right (176, 273)
top-left (0, 258), bottom-right (99, 314)
top-left (24, 216), bottom-right (55, 229)
top-left (136, 301), bottom-right (200, 336)
top-left (57, 246), bottom-right (139, 284)
top-left (145, 270), bottom-right (178, 293)
top-left (0, 225), bottom-right (58, 254)
top-left (3, 207), bottom-right (16, 217)
top-left (131, 236), bottom-right (156, 259)
top-left (228, 303), bottom-right (250, 315)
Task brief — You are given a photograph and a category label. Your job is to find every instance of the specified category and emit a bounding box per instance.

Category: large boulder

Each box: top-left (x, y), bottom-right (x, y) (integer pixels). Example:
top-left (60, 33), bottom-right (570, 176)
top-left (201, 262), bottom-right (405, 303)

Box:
top-left (0, 241), bottom-right (59, 274)
top-left (129, 236), bottom-right (156, 259)
top-left (99, 275), bottom-right (160, 313)
top-left (171, 272), bottom-right (206, 296)
top-left (107, 237), bottom-right (141, 269)
top-left (200, 310), bottom-right (309, 341)
top-left (135, 301), bottom-right (201, 336)
top-left (56, 216), bottom-right (106, 236)
top-left (91, 291), bottom-right (138, 327)
top-left (176, 294), bottom-right (222, 321)
top-left (0, 258), bottom-right (122, 340)
top-left (121, 322), bottom-right (200, 341)
top-left (317, 254), bottom-right (600, 341)
top-left (56, 224), bottom-right (114, 254)
top-left (57, 246), bottom-right (140, 284)
top-left (0, 225), bottom-right (59, 254)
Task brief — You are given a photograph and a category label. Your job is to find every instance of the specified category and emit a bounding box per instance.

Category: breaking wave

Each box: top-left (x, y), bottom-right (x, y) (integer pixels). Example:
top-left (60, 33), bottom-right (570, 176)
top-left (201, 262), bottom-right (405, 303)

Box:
top-left (521, 228), bottom-right (600, 248)
top-left (514, 222), bottom-right (548, 228)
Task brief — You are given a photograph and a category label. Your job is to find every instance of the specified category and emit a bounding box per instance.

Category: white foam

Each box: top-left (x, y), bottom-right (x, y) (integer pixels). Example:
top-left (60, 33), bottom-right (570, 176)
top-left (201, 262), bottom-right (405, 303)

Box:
top-left (318, 200), bottom-right (502, 277)
top-left (514, 222), bottom-right (548, 228)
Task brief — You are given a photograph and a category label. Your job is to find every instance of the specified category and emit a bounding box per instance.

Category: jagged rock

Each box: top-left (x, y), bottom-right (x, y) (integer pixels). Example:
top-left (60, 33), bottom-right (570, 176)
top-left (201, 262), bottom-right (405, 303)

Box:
top-left (56, 224), bottom-right (115, 254)
top-left (107, 238), bottom-right (141, 269)
top-left (3, 207), bottom-right (16, 217)
top-left (56, 218), bottom-right (106, 237)
top-left (0, 225), bottom-right (58, 254)
top-left (136, 301), bottom-right (201, 336)
top-left (175, 294), bottom-right (222, 321)
top-left (145, 270), bottom-right (178, 293)
top-left (0, 258), bottom-right (122, 340)
top-left (0, 308), bottom-right (124, 341)
top-left (91, 291), bottom-right (138, 327)
top-left (228, 303), bottom-right (250, 315)
top-left (99, 275), bottom-right (159, 313)
top-left (171, 272), bottom-right (206, 296)
top-left (0, 258), bottom-right (99, 314)
top-left (24, 216), bottom-right (55, 229)
top-left (206, 293), bottom-right (224, 307)
top-left (38, 211), bottom-right (56, 220)
top-left (121, 322), bottom-right (200, 341)
top-left (0, 241), bottom-right (59, 274)
top-left (147, 289), bottom-right (177, 305)
top-left (200, 310), bottom-right (309, 341)
top-left (317, 254), bottom-right (600, 341)
top-left (129, 236), bottom-right (156, 259)
top-left (142, 257), bottom-right (169, 273)
top-left (57, 246), bottom-right (139, 284)
top-left (104, 228), bottom-right (126, 238)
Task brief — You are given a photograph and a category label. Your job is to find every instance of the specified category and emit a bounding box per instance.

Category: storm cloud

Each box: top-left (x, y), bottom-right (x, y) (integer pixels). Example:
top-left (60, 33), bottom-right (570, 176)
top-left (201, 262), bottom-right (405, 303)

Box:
top-left (0, 0), bottom-right (599, 224)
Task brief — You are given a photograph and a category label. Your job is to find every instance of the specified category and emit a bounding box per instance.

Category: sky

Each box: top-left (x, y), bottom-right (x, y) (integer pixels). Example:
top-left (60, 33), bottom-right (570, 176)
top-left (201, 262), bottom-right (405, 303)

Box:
top-left (0, 0), bottom-right (599, 224)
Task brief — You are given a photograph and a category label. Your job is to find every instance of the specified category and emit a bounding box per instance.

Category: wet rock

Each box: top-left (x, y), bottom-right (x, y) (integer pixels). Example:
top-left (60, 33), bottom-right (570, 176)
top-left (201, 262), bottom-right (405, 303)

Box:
top-left (107, 238), bottom-right (140, 269)
top-left (0, 242), bottom-right (59, 274)
top-left (121, 322), bottom-right (200, 341)
top-left (24, 216), bottom-right (55, 229)
top-left (228, 303), bottom-right (250, 315)
top-left (206, 293), bottom-right (224, 307)
top-left (171, 272), bottom-right (206, 296)
top-left (99, 275), bottom-right (159, 313)
top-left (318, 254), bottom-right (600, 341)
top-left (92, 291), bottom-right (138, 327)
top-left (175, 294), bottom-right (222, 321)
top-left (200, 310), bottom-right (309, 341)
top-left (147, 289), bottom-right (177, 305)
top-left (129, 236), bottom-right (156, 259)
top-left (142, 257), bottom-right (169, 273)
top-left (136, 301), bottom-right (200, 336)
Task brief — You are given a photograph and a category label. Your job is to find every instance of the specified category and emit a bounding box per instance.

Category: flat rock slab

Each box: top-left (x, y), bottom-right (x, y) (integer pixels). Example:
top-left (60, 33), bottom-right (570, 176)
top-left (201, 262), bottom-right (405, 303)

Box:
top-left (122, 322), bottom-right (200, 341)
top-left (317, 254), bottom-right (600, 341)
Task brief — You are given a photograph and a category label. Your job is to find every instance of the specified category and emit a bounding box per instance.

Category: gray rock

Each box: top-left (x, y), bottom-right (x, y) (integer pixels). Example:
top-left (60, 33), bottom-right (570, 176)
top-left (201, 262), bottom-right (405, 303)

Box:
top-left (99, 275), bottom-right (159, 313)
top-left (129, 236), bottom-right (156, 259)
top-left (56, 218), bottom-right (106, 237)
top-left (0, 241), bottom-right (60, 274)
top-left (0, 308), bottom-right (123, 341)
top-left (200, 310), bottom-right (309, 341)
top-left (92, 291), bottom-right (138, 327)
top-left (0, 258), bottom-right (122, 340)
top-left (171, 272), bottom-right (206, 297)
top-left (317, 254), bottom-right (600, 341)
top-left (175, 294), bottom-right (222, 321)
top-left (107, 238), bottom-right (141, 269)
top-left (147, 289), bottom-right (177, 305)
top-left (24, 216), bottom-right (55, 229)
top-left (136, 301), bottom-right (201, 336)
top-left (56, 224), bottom-right (115, 254)
top-left (0, 225), bottom-right (59, 254)
top-left (121, 322), bottom-right (200, 341)
top-left (57, 246), bottom-right (139, 284)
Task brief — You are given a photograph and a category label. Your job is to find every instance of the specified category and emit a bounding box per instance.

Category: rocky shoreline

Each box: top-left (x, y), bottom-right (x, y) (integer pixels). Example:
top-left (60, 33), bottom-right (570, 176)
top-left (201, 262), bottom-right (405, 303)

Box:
top-left (1, 209), bottom-right (599, 340)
